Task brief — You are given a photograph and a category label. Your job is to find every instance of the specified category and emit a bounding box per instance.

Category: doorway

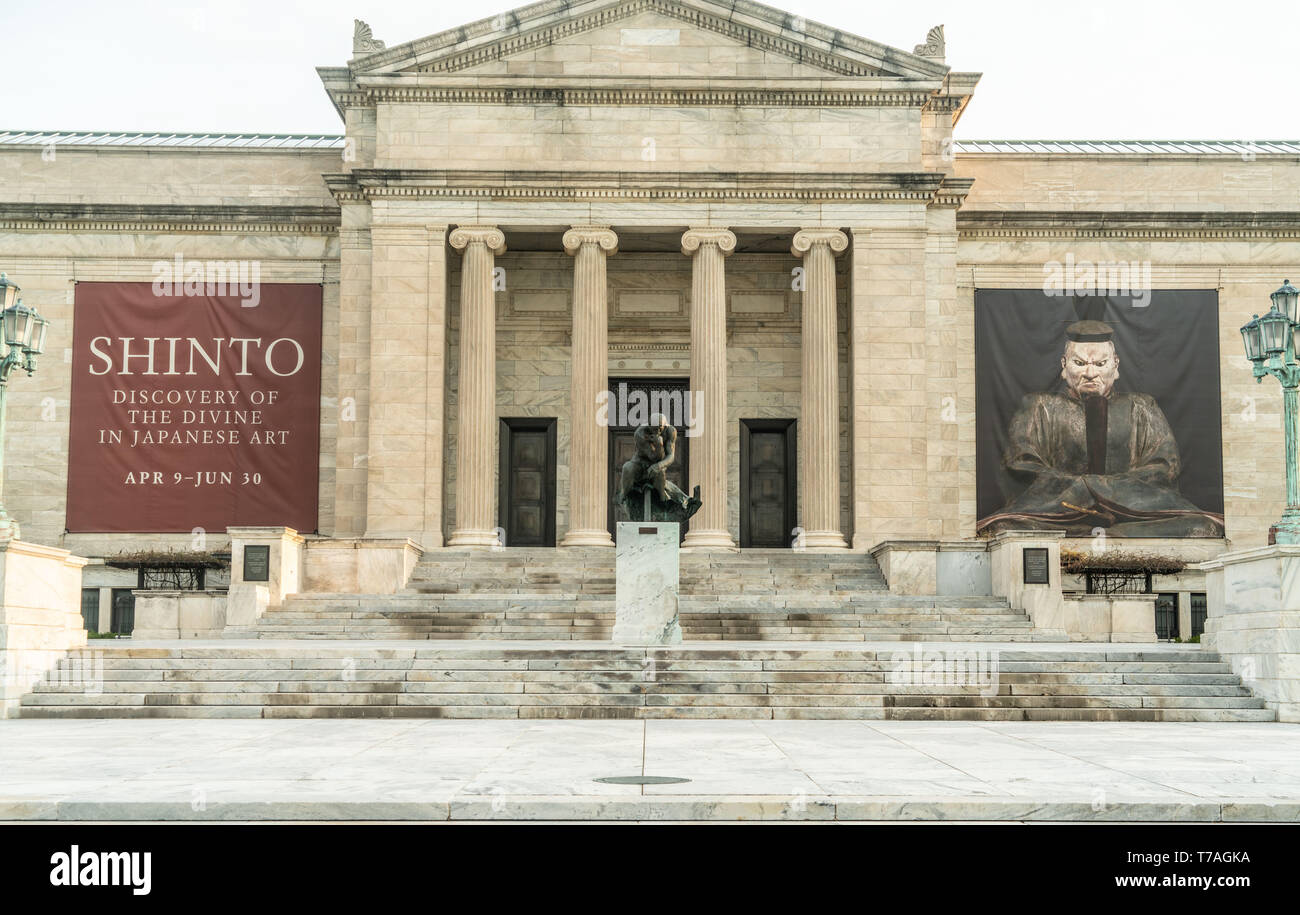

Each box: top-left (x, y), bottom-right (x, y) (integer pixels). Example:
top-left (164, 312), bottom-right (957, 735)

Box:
top-left (110, 588), bottom-right (136, 635)
top-left (498, 418), bottom-right (557, 547)
top-left (740, 419), bottom-right (797, 548)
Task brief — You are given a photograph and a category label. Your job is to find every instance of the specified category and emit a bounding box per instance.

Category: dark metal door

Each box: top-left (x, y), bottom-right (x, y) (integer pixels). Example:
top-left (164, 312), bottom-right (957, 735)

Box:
top-left (499, 419), bottom-right (557, 547)
top-left (741, 419), bottom-right (797, 548)
top-left (80, 588), bottom-right (100, 632)
top-left (1191, 592), bottom-right (1208, 638)
top-left (1155, 592), bottom-right (1179, 640)
top-left (110, 588), bottom-right (135, 635)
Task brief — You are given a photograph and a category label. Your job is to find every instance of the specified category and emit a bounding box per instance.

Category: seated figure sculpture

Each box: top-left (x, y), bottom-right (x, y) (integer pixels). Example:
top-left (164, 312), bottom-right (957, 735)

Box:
top-left (977, 320), bottom-right (1224, 537)
top-left (617, 413), bottom-right (703, 524)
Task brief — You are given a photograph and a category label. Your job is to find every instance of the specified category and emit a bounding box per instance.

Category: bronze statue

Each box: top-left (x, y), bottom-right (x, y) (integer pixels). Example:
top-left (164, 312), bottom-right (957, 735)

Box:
top-left (617, 414), bottom-right (702, 523)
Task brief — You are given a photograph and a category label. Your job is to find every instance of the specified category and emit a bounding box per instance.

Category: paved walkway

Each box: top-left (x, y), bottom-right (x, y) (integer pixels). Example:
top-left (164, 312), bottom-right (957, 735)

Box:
top-left (2, 718), bottom-right (1298, 821)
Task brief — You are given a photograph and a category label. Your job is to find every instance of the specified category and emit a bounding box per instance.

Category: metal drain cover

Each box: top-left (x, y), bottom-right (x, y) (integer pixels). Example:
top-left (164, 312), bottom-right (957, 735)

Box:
top-left (594, 775), bottom-right (692, 785)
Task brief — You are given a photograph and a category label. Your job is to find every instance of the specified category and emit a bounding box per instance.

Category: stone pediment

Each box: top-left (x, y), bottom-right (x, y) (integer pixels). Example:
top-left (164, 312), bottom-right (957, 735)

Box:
top-left (347, 0), bottom-right (949, 82)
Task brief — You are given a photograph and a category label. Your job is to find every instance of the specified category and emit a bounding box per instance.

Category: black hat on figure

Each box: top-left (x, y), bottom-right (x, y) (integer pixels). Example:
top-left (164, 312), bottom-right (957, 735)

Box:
top-left (1065, 320), bottom-right (1114, 343)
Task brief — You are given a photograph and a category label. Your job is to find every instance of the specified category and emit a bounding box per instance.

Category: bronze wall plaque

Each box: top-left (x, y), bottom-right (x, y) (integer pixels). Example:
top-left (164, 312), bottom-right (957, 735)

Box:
top-left (1023, 547), bottom-right (1050, 585)
top-left (243, 544), bottom-right (271, 582)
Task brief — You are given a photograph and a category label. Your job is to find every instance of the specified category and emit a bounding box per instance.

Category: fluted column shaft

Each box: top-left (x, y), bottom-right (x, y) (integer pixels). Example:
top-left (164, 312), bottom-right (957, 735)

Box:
top-left (793, 228), bottom-right (850, 550)
top-left (448, 225), bottom-right (506, 547)
top-left (681, 227), bottom-right (737, 549)
top-left (562, 226), bottom-right (618, 547)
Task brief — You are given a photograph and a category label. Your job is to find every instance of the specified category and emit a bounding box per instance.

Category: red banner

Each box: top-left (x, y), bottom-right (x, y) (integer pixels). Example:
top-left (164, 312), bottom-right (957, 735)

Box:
top-left (66, 282), bottom-right (322, 533)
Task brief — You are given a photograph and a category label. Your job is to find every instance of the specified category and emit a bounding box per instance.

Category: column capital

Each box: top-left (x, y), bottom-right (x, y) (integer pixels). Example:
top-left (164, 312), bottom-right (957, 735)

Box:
top-left (792, 228), bottom-right (849, 257)
top-left (681, 227), bottom-right (736, 257)
top-left (449, 225), bottom-right (507, 255)
top-left (563, 225), bottom-right (618, 256)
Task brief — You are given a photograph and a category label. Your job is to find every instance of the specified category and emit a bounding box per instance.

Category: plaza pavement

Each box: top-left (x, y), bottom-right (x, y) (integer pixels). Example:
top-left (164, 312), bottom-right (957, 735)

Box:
top-left (1, 717), bottom-right (1298, 822)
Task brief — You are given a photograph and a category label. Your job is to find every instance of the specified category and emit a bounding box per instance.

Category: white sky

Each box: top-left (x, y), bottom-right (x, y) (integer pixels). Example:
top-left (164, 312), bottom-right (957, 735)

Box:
top-left (3, 0), bottom-right (1296, 139)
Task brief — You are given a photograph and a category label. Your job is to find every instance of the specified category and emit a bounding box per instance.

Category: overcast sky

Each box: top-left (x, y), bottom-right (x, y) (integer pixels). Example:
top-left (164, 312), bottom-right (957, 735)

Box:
top-left (3, 0), bottom-right (1296, 139)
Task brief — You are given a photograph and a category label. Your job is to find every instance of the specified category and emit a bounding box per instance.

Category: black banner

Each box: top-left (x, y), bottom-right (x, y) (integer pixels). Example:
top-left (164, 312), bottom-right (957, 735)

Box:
top-left (975, 290), bottom-right (1224, 537)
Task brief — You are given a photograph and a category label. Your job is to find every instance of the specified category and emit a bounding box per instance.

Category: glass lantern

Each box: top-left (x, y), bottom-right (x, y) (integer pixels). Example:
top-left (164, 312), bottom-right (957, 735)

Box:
top-left (26, 310), bottom-right (48, 356)
top-left (1272, 279), bottom-right (1300, 324)
top-left (1242, 315), bottom-right (1265, 362)
top-left (0, 273), bottom-right (19, 311)
top-left (1258, 306), bottom-right (1290, 356)
top-left (2, 298), bottom-right (35, 351)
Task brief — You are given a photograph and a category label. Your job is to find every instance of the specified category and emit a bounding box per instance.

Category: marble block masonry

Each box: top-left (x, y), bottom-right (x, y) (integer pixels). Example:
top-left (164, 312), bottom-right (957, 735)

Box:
top-left (1202, 546), bottom-right (1300, 722)
top-left (0, 535), bottom-right (89, 719)
top-left (613, 521), bottom-right (682, 645)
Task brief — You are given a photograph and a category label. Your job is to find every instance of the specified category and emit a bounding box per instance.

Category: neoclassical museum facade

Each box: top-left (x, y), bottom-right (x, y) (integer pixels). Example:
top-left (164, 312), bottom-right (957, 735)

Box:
top-left (2, 0), bottom-right (1299, 577)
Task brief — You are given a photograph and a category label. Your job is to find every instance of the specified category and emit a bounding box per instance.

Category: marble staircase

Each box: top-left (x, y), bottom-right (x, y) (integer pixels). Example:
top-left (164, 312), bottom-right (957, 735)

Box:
top-left (19, 643), bottom-right (1273, 721)
top-left (227, 548), bottom-right (1045, 642)
top-left (25, 549), bottom-right (1270, 722)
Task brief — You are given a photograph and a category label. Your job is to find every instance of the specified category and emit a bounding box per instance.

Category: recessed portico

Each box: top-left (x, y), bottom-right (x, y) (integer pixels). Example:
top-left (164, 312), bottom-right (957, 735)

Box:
top-left (342, 207), bottom-right (963, 551)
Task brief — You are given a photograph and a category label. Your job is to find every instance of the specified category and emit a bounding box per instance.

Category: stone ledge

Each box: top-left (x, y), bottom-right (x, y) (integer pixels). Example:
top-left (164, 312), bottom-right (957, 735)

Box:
top-left (960, 211), bottom-right (1300, 233)
top-left (1, 796), bottom-right (1294, 823)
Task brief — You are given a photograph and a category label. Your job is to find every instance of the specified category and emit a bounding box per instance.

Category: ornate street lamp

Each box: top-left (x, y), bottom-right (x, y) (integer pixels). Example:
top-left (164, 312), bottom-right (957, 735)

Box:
top-left (1242, 279), bottom-right (1300, 543)
top-left (0, 272), bottom-right (48, 539)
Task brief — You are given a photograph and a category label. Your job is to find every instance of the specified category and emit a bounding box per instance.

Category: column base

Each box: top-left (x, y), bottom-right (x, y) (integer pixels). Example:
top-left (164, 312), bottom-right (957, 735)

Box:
top-left (800, 530), bottom-right (850, 550)
top-left (681, 529), bottom-right (737, 550)
top-left (561, 529), bottom-right (615, 548)
top-left (1272, 510), bottom-right (1300, 545)
top-left (447, 529), bottom-right (502, 549)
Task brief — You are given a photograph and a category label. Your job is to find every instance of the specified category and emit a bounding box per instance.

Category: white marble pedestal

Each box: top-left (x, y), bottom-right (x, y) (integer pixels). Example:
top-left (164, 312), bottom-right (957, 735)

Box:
top-left (613, 522), bottom-right (682, 645)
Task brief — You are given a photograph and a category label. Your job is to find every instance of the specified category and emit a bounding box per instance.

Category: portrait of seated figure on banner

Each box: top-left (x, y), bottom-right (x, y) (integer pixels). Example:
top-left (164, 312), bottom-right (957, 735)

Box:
top-left (975, 291), bottom-right (1226, 538)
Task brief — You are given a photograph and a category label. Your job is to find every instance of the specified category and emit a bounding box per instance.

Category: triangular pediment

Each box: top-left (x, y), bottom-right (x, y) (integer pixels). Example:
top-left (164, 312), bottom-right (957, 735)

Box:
top-left (349, 0), bottom-right (949, 82)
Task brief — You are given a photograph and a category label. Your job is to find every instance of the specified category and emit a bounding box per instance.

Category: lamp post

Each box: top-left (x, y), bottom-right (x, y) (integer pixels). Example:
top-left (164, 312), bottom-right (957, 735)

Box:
top-left (1241, 279), bottom-right (1300, 543)
top-left (0, 272), bottom-right (49, 540)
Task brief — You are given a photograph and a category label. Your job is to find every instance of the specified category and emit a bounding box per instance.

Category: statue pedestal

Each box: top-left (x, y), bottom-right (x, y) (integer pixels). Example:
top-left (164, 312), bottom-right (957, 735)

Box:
top-left (613, 522), bottom-right (682, 645)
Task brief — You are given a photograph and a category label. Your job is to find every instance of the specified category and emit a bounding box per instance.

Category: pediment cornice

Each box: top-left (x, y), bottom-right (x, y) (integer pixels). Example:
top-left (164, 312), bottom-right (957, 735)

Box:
top-left (330, 79), bottom-right (942, 111)
top-left (346, 0), bottom-right (949, 81)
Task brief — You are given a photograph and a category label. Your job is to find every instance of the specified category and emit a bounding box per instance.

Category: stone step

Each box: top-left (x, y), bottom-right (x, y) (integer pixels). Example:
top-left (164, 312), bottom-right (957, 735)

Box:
top-left (63, 653), bottom-right (1233, 670)
top-left (20, 684), bottom-right (1265, 707)
top-left (50, 645), bottom-right (1227, 662)
top-left (54, 663), bottom-right (1244, 681)
top-left (19, 704), bottom-right (1277, 722)
top-left (35, 659), bottom-right (1243, 678)
top-left (50, 646), bottom-right (1228, 663)
top-left (31, 680), bottom-right (1265, 708)
top-left (251, 618), bottom-right (1027, 628)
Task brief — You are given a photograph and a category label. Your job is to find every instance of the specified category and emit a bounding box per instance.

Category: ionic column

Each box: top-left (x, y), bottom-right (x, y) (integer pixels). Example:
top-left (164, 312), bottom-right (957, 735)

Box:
top-left (793, 228), bottom-right (850, 550)
top-left (561, 226), bottom-right (618, 547)
top-left (681, 227), bottom-right (737, 549)
top-left (448, 225), bottom-right (506, 547)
